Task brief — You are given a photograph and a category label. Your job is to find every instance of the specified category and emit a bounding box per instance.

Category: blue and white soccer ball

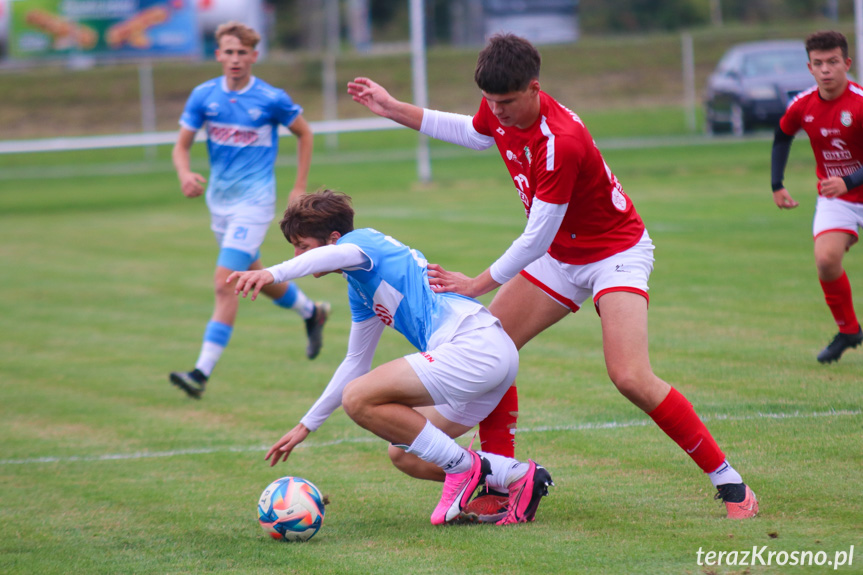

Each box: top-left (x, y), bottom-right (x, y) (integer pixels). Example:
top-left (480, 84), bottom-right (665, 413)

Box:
top-left (258, 476), bottom-right (325, 542)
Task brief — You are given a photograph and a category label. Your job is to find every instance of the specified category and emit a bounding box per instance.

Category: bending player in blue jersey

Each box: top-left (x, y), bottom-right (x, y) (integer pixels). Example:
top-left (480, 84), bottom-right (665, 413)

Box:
top-left (170, 21), bottom-right (329, 399)
top-left (229, 190), bottom-right (553, 525)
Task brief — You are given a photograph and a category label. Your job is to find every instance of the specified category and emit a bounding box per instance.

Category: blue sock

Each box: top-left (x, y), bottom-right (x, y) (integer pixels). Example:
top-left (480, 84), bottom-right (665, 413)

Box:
top-left (195, 321), bottom-right (233, 377)
top-left (273, 282), bottom-right (299, 309)
top-left (203, 320), bottom-right (233, 346)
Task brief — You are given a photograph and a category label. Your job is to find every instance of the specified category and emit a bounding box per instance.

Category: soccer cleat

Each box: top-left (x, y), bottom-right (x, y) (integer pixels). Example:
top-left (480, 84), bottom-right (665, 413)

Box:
top-left (430, 451), bottom-right (490, 525)
top-left (305, 302), bottom-right (330, 360)
top-left (496, 460), bottom-right (553, 525)
top-left (816, 328), bottom-right (863, 364)
top-left (457, 489), bottom-right (509, 524)
top-left (715, 483), bottom-right (759, 519)
top-left (169, 369), bottom-right (207, 399)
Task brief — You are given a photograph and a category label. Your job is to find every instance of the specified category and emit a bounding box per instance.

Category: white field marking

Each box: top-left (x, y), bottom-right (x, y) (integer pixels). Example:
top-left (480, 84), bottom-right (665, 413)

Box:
top-left (1, 409), bottom-right (858, 466)
top-left (0, 133), bottom-right (754, 181)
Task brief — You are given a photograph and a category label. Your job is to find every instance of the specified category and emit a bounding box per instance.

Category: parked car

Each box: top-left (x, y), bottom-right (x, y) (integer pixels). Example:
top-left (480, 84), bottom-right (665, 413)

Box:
top-left (705, 40), bottom-right (814, 136)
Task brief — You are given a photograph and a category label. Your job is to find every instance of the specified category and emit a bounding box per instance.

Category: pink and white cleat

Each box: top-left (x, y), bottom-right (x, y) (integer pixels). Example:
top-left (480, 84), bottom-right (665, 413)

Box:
top-left (430, 450), bottom-right (490, 525)
top-left (496, 460), bottom-right (553, 525)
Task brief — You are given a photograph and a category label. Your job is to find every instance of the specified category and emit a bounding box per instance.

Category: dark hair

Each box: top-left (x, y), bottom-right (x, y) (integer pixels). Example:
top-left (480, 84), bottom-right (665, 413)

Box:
top-left (280, 190), bottom-right (354, 244)
top-left (474, 33), bottom-right (541, 94)
top-left (805, 30), bottom-right (848, 59)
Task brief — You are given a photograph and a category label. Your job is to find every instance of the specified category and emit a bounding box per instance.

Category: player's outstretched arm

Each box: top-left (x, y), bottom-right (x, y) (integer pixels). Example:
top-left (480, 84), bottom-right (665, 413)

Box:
top-left (427, 264), bottom-right (501, 298)
top-left (228, 269), bottom-right (275, 300)
top-left (347, 77), bottom-right (424, 131)
top-left (287, 115), bottom-right (314, 204)
top-left (772, 188), bottom-right (799, 209)
top-left (265, 423), bottom-right (311, 467)
top-left (172, 128), bottom-right (206, 198)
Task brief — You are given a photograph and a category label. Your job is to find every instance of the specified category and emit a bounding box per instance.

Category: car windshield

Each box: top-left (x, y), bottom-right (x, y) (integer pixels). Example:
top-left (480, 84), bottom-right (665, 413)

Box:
top-left (741, 50), bottom-right (808, 77)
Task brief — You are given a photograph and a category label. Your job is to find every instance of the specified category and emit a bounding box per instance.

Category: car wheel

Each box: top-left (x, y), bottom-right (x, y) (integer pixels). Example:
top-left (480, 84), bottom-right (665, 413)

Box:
top-left (705, 108), bottom-right (716, 136)
top-left (704, 105), bottom-right (724, 136)
top-left (730, 103), bottom-right (747, 136)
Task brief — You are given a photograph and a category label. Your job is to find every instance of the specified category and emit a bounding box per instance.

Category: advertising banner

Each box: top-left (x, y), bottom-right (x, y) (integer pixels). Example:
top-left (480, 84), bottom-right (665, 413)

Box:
top-left (10, 0), bottom-right (199, 59)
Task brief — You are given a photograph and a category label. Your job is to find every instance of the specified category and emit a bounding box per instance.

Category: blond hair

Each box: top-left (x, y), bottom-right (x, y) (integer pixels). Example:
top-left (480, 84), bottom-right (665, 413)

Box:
top-left (215, 21), bottom-right (260, 49)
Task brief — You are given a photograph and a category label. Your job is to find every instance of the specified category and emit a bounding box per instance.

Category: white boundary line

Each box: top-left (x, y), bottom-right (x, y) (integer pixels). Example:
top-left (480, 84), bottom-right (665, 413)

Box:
top-left (2, 409), bottom-right (858, 466)
top-left (0, 118), bottom-right (404, 155)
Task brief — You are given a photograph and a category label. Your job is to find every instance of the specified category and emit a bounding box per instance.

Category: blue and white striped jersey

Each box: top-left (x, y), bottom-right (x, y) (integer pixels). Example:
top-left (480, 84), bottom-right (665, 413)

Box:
top-left (340, 228), bottom-right (487, 352)
top-left (179, 76), bottom-right (303, 209)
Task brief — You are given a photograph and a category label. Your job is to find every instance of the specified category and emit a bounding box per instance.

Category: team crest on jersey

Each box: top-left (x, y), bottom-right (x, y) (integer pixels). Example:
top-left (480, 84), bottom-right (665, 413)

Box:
top-left (524, 146), bottom-right (532, 166)
top-left (841, 111), bottom-right (853, 127)
top-left (247, 107), bottom-right (263, 121)
top-left (611, 189), bottom-right (627, 211)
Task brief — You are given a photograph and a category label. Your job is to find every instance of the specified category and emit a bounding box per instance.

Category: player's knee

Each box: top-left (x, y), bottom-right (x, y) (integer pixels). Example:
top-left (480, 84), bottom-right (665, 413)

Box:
top-left (607, 365), bottom-right (645, 398)
top-left (815, 256), bottom-right (843, 280)
top-left (214, 279), bottom-right (235, 298)
top-left (608, 366), bottom-right (667, 411)
top-left (387, 444), bottom-right (410, 471)
top-left (341, 380), bottom-right (370, 423)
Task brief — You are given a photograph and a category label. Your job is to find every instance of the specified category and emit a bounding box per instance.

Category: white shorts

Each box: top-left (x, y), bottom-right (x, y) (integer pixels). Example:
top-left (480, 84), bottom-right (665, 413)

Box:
top-left (813, 196), bottom-right (863, 241)
top-left (521, 230), bottom-right (655, 313)
top-left (404, 311), bottom-right (518, 428)
top-left (210, 213), bottom-right (272, 257)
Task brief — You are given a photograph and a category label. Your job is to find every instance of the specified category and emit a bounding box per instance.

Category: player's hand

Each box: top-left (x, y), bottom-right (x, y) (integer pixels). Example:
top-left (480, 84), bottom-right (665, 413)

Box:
top-left (818, 176), bottom-right (848, 198)
top-left (179, 171), bottom-right (206, 198)
top-left (265, 423), bottom-right (310, 467)
top-left (347, 77), bottom-right (394, 118)
top-left (772, 188), bottom-right (799, 209)
top-left (287, 187), bottom-right (305, 205)
top-left (228, 269), bottom-right (275, 301)
top-left (427, 263), bottom-right (477, 296)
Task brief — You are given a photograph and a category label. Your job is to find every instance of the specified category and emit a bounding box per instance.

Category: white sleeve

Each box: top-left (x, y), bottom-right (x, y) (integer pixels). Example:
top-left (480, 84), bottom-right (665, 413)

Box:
top-left (489, 198), bottom-right (568, 285)
top-left (300, 317), bottom-right (385, 431)
top-left (266, 243), bottom-right (369, 284)
top-left (419, 109), bottom-right (495, 151)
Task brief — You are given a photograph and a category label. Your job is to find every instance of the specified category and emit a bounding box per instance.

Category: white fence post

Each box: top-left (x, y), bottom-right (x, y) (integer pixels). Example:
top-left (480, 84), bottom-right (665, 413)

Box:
top-left (681, 32), bottom-right (696, 134)
top-left (138, 61), bottom-right (157, 159)
top-left (410, 0), bottom-right (432, 183)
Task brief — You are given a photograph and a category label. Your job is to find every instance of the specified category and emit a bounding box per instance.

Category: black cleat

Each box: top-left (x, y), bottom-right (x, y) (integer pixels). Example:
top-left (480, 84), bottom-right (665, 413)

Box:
top-left (816, 328), bottom-right (863, 364)
top-left (715, 483), bottom-right (759, 519)
top-left (305, 302), bottom-right (330, 360)
top-left (170, 369), bottom-right (207, 399)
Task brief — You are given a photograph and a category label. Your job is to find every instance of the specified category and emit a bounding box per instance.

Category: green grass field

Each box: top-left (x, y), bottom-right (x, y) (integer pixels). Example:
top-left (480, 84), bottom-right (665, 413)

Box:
top-left (1, 128), bottom-right (861, 574)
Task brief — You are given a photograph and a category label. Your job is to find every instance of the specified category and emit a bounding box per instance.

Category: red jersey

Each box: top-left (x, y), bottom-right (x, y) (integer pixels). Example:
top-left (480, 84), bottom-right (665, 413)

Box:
top-left (472, 91), bottom-right (645, 265)
top-left (780, 81), bottom-right (863, 204)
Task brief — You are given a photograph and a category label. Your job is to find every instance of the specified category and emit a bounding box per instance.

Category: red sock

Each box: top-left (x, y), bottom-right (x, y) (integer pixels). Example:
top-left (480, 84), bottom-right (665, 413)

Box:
top-left (478, 385), bottom-right (518, 458)
top-left (648, 387), bottom-right (725, 473)
top-left (820, 272), bottom-right (860, 334)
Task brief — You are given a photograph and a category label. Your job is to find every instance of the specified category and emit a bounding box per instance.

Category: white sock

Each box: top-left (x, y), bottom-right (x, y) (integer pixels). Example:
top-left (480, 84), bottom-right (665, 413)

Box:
top-left (406, 420), bottom-right (471, 474)
top-left (194, 341), bottom-right (224, 377)
top-left (478, 450), bottom-right (527, 491)
top-left (708, 460), bottom-right (743, 487)
top-left (294, 291), bottom-right (315, 320)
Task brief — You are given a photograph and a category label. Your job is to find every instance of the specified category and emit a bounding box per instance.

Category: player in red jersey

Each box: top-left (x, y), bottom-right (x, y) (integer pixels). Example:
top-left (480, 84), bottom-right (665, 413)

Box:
top-left (348, 33), bottom-right (757, 520)
top-left (772, 30), bottom-right (863, 363)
